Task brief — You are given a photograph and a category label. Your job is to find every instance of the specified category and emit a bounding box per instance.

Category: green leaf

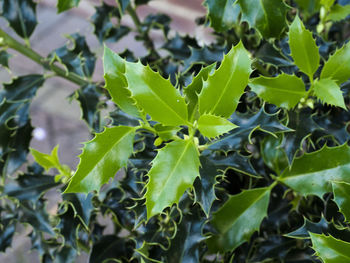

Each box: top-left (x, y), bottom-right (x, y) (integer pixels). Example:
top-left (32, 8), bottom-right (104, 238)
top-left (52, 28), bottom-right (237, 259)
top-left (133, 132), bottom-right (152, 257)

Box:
top-left (205, 0), bottom-right (240, 32)
top-left (321, 0), bottom-right (336, 10)
top-left (116, 0), bottom-right (130, 14)
top-left (249, 73), bottom-right (306, 109)
top-left (279, 144), bottom-right (350, 198)
top-left (312, 78), bottom-right (346, 109)
top-left (0, 51), bottom-right (11, 69)
top-left (145, 139), bottom-right (200, 219)
top-left (2, 0), bottom-right (38, 38)
top-left (103, 46), bottom-right (140, 117)
top-left (198, 114), bottom-right (237, 139)
top-left (124, 60), bottom-right (188, 126)
top-left (310, 233), bottom-right (350, 263)
top-left (184, 63), bottom-right (216, 121)
top-left (332, 181), bottom-right (350, 222)
top-left (30, 145), bottom-right (60, 171)
top-left (326, 4), bottom-right (350, 22)
top-left (154, 124), bottom-right (180, 141)
top-left (207, 187), bottom-right (271, 252)
top-left (65, 126), bottom-right (135, 193)
top-left (199, 42), bottom-right (251, 118)
top-left (288, 16), bottom-right (320, 78)
top-left (236, 0), bottom-right (289, 38)
top-left (260, 135), bottom-right (288, 175)
top-left (57, 0), bottom-right (80, 13)
top-left (321, 41), bottom-right (350, 85)
top-left (294, 0), bottom-right (321, 17)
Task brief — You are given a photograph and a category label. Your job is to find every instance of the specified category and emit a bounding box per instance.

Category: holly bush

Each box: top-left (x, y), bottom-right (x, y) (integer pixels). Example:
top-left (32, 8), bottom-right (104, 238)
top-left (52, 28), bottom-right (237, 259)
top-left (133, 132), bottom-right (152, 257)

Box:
top-left (1, 0), bottom-right (350, 262)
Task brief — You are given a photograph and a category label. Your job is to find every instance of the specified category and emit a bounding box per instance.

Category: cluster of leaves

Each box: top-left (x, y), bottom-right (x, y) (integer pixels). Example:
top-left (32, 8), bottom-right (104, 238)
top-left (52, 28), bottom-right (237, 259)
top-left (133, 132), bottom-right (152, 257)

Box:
top-left (1, 0), bottom-right (350, 262)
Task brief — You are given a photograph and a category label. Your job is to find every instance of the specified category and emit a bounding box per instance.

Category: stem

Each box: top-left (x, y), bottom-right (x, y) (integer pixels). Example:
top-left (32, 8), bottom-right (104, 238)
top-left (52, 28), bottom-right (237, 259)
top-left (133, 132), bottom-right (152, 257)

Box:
top-left (0, 29), bottom-right (90, 87)
top-left (126, 5), bottom-right (160, 58)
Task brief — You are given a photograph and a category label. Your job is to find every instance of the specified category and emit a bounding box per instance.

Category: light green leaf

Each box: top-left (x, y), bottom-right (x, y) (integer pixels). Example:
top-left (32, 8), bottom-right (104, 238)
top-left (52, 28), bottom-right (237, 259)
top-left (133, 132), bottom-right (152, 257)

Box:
top-left (30, 145), bottom-right (60, 171)
top-left (207, 187), bottom-right (271, 252)
top-left (236, 0), bottom-right (289, 38)
top-left (332, 181), bottom-right (350, 222)
top-left (57, 0), bottom-right (80, 13)
top-left (310, 233), bottom-right (350, 263)
top-left (321, 0), bottom-right (336, 10)
top-left (198, 114), bottom-right (237, 139)
top-left (205, 0), bottom-right (240, 32)
top-left (184, 63), bottom-right (216, 122)
top-left (103, 46), bottom-right (140, 117)
top-left (289, 16), bottom-right (320, 78)
top-left (199, 42), bottom-right (251, 118)
top-left (312, 78), bottom-right (346, 109)
top-left (279, 144), bottom-right (350, 198)
top-left (321, 41), bottom-right (350, 85)
top-left (249, 73), bottom-right (306, 109)
top-left (326, 4), bottom-right (350, 22)
top-left (65, 126), bottom-right (135, 193)
top-left (124, 61), bottom-right (188, 126)
top-left (154, 124), bottom-right (180, 141)
top-left (145, 139), bottom-right (200, 219)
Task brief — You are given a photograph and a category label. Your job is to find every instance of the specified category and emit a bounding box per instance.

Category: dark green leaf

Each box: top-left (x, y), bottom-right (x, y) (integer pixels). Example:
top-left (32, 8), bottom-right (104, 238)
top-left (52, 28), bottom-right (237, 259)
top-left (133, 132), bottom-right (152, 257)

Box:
top-left (0, 50), bottom-right (11, 68)
top-left (0, 216), bottom-right (16, 252)
top-left (205, 0), bottom-right (240, 32)
top-left (261, 134), bottom-right (288, 174)
top-left (56, 0), bottom-right (80, 13)
top-left (332, 181), bottom-right (350, 222)
top-left (116, 0), bottom-right (130, 13)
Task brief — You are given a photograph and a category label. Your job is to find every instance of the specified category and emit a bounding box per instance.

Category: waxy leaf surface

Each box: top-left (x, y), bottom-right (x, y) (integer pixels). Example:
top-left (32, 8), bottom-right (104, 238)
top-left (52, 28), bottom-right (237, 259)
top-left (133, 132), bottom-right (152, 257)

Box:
top-left (313, 78), bottom-right (346, 109)
top-left (289, 16), bottom-right (319, 77)
top-left (199, 42), bottom-right (251, 118)
top-left (207, 187), bottom-right (271, 252)
top-left (310, 233), bottom-right (350, 263)
top-left (65, 126), bottom-right (135, 193)
top-left (236, 0), bottom-right (288, 38)
top-left (249, 74), bottom-right (306, 109)
top-left (124, 61), bottom-right (188, 126)
top-left (332, 181), bottom-right (350, 222)
top-left (321, 41), bottom-right (350, 85)
top-left (145, 139), bottom-right (200, 219)
top-left (205, 0), bottom-right (240, 32)
top-left (198, 114), bottom-right (237, 139)
top-left (57, 0), bottom-right (80, 13)
top-left (279, 144), bottom-right (350, 197)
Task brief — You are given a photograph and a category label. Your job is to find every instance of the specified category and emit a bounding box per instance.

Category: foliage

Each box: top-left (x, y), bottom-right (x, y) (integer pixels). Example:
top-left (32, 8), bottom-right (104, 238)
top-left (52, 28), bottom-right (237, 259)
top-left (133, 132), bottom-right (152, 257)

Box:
top-left (0, 0), bottom-right (350, 262)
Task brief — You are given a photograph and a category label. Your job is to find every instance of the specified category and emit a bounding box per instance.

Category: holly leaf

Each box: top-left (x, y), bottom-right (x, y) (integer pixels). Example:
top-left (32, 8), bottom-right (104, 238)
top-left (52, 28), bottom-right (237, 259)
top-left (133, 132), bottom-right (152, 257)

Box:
top-left (154, 124), bottom-right (179, 141)
top-left (249, 74), bottom-right (306, 109)
top-left (30, 145), bottom-right (60, 171)
top-left (288, 16), bottom-right (320, 78)
top-left (332, 181), bottom-right (350, 222)
top-left (260, 135), bottom-right (288, 175)
top-left (116, 0), bottom-right (130, 14)
top-left (124, 60), bottom-right (188, 126)
top-left (65, 126), bottom-right (135, 193)
top-left (321, 41), bottom-right (350, 85)
top-left (279, 144), bottom-right (350, 198)
top-left (310, 233), bottom-right (350, 263)
top-left (312, 78), bottom-right (346, 109)
top-left (199, 42), bottom-right (252, 118)
top-left (103, 46), bottom-right (140, 118)
top-left (236, 0), bottom-right (289, 38)
top-left (198, 114), bottom-right (237, 139)
top-left (145, 139), bottom-right (200, 219)
top-left (57, 0), bottom-right (80, 13)
top-left (0, 51), bottom-right (11, 69)
top-left (205, 0), bottom-right (240, 32)
top-left (184, 45), bottom-right (225, 70)
top-left (0, 216), bottom-right (16, 252)
top-left (184, 63), bottom-right (216, 121)
top-left (326, 4), bottom-right (350, 21)
top-left (294, 0), bottom-right (321, 18)
top-left (1, 0), bottom-right (38, 38)
top-left (207, 187), bottom-right (271, 252)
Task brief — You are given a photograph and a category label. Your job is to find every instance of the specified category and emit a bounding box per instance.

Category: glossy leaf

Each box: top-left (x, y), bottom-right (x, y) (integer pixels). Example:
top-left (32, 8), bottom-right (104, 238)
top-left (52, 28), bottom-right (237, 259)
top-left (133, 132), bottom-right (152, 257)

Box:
top-left (184, 45), bottom-right (224, 70)
top-left (312, 78), bottom-right (346, 109)
top-left (124, 61), bottom-right (188, 126)
top-left (30, 145), bottom-right (60, 171)
top-left (321, 41), bottom-right (350, 85)
top-left (198, 114), bottom-right (237, 139)
top-left (260, 135), bottom-right (288, 174)
top-left (2, 0), bottom-right (37, 38)
top-left (57, 0), bottom-right (80, 13)
top-left (205, 0), bottom-right (240, 32)
top-left (65, 126), bottom-right (135, 193)
top-left (145, 139), bottom-right (200, 219)
top-left (103, 46), bottom-right (140, 117)
top-left (207, 187), bottom-right (271, 252)
top-left (249, 74), bottom-right (306, 109)
top-left (327, 4), bottom-right (350, 21)
top-left (199, 42), bottom-right (251, 118)
top-left (332, 181), bottom-right (350, 222)
top-left (236, 0), bottom-right (289, 38)
top-left (279, 144), bottom-right (350, 198)
top-left (184, 63), bottom-right (216, 121)
top-left (289, 16), bottom-right (320, 77)
top-left (310, 233), bottom-right (350, 263)
top-left (154, 124), bottom-right (179, 141)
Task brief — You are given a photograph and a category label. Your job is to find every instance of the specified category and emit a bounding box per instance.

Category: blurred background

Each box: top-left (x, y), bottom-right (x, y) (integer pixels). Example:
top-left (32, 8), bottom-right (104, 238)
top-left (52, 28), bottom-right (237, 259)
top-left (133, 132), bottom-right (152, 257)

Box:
top-left (0, 0), bottom-right (209, 261)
